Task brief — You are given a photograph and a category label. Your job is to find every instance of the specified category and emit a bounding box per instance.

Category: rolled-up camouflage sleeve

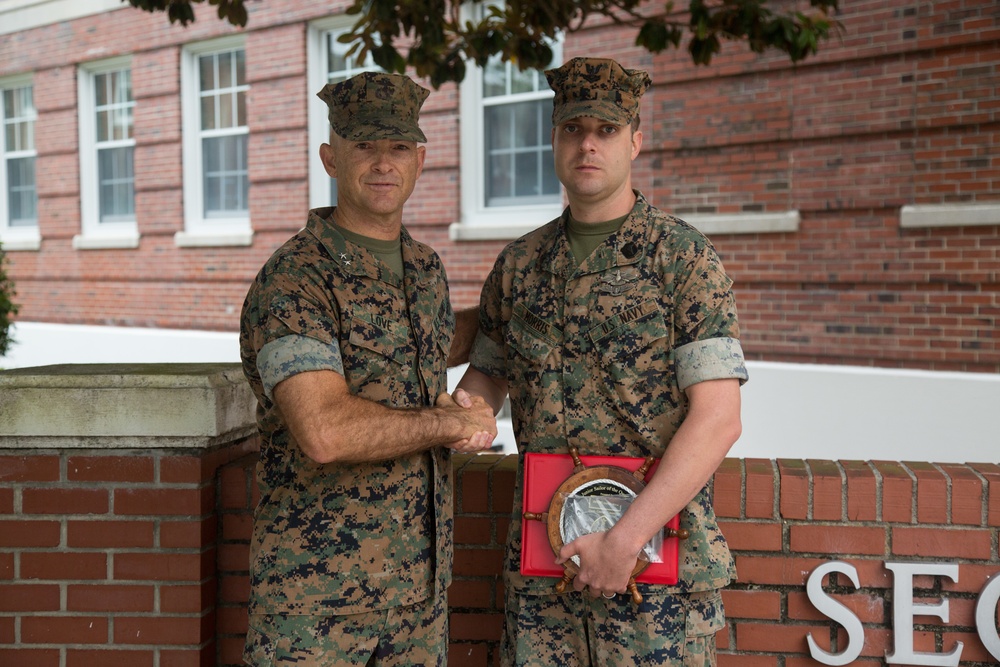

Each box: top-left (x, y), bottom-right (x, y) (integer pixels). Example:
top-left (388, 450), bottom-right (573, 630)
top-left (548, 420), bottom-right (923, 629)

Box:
top-left (674, 337), bottom-right (748, 391)
top-left (258, 334), bottom-right (344, 400)
top-left (254, 268), bottom-right (345, 399)
top-left (670, 229), bottom-right (749, 390)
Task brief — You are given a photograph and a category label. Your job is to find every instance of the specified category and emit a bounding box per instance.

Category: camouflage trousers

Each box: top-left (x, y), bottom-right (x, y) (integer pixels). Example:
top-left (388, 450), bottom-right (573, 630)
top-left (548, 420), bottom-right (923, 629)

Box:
top-left (243, 594), bottom-right (447, 667)
top-left (500, 588), bottom-right (724, 667)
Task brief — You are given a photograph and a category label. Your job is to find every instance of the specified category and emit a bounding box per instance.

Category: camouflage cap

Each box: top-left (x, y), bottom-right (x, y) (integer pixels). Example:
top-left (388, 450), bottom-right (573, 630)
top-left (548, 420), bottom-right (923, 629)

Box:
top-left (544, 57), bottom-right (651, 126)
top-left (317, 72), bottom-right (429, 142)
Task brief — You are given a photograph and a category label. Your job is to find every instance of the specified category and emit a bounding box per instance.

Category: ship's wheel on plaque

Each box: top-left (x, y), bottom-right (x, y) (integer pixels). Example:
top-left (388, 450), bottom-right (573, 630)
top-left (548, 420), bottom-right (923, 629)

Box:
top-left (522, 446), bottom-right (690, 604)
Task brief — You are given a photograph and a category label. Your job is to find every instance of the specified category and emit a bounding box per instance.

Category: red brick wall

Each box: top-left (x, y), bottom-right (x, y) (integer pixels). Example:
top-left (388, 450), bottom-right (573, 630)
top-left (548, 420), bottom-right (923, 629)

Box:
top-left (3, 448), bottom-right (997, 665)
top-left (0, 0), bottom-right (997, 372)
top-left (210, 453), bottom-right (1000, 667)
top-left (0, 439), bottom-right (257, 667)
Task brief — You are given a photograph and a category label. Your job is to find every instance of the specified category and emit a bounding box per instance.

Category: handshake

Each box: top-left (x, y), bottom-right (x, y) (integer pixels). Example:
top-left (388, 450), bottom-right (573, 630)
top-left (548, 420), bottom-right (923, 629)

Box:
top-left (435, 388), bottom-right (498, 453)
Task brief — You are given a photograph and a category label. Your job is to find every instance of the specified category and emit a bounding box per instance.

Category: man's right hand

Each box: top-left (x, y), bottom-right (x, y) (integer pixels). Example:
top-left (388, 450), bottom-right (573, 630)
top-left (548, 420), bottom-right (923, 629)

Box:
top-left (435, 389), bottom-right (497, 452)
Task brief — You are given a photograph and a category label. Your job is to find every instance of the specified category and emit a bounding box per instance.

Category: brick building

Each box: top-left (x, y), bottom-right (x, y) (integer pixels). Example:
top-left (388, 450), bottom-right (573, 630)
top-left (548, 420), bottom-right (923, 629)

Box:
top-left (0, 0), bottom-right (997, 374)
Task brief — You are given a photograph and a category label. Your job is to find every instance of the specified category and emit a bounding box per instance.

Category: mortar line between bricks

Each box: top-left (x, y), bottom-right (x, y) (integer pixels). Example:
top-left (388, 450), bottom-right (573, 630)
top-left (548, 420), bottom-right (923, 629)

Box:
top-left (870, 461), bottom-right (884, 525)
top-left (931, 462), bottom-right (952, 526)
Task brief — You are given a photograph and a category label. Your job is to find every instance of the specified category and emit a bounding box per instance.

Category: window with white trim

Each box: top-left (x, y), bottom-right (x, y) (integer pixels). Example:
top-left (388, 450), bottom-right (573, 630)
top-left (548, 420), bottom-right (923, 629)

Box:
top-left (76, 58), bottom-right (138, 249)
top-left (454, 9), bottom-right (562, 241)
top-left (178, 36), bottom-right (251, 247)
top-left (308, 17), bottom-right (381, 209)
top-left (0, 76), bottom-right (40, 250)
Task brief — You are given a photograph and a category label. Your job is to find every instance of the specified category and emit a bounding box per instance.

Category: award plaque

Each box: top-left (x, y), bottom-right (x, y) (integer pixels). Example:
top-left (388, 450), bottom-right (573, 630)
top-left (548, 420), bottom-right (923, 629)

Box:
top-left (522, 447), bottom-right (689, 604)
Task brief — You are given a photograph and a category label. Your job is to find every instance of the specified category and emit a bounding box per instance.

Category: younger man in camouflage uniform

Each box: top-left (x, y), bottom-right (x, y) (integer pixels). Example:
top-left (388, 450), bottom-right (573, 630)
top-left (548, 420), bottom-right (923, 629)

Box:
top-left (240, 72), bottom-right (497, 666)
top-left (457, 58), bottom-right (749, 665)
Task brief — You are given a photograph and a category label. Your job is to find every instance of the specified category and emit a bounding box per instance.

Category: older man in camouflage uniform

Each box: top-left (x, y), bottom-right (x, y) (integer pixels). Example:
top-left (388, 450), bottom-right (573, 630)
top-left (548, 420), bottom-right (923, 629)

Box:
top-left (457, 57), bottom-right (749, 666)
top-left (240, 72), bottom-right (497, 666)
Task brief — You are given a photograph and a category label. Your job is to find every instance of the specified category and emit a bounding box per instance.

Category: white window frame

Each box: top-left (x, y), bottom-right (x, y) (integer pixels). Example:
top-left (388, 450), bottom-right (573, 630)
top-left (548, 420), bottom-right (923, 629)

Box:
top-left (75, 56), bottom-right (139, 250)
top-left (178, 35), bottom-right (252, 247)
top-left (307, 15), bottom-right (382, 210)
top-left (452, 7), bottom-right (563, 241)
top-left (0, 73), bottom-right (40, 251)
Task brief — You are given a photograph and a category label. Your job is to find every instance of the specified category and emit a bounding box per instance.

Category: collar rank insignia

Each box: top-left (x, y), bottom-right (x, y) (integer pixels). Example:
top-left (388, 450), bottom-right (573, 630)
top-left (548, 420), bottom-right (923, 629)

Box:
top-left (597, 268), bottom-right (639, 295)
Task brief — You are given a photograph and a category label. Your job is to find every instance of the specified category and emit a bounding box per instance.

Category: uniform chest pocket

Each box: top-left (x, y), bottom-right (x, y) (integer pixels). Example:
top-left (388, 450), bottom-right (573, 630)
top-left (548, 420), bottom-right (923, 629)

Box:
top-left (588, 300), bottom-right (671, 425)
top-left (589, 299), bottom-right (669, 364)
top-left (348, 315), bottom-right (406, 365)
top-left (506, 303), bottom-right (557, 368)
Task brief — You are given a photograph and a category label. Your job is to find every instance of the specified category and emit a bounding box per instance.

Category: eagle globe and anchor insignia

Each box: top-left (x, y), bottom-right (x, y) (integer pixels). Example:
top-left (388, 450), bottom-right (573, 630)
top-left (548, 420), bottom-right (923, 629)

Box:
top-left (523, 446), bottom-right (690, 604)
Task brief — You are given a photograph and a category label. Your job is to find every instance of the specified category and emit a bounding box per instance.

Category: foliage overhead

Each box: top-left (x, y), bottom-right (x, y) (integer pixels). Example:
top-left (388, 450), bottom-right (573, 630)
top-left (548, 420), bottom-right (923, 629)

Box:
top-left (124, 0), bottom-right (840, 88)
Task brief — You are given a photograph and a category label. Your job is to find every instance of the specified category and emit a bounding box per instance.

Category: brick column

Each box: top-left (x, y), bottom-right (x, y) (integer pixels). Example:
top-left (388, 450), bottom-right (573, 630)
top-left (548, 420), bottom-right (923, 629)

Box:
top-left (0, 363), bottom-right (258, 667)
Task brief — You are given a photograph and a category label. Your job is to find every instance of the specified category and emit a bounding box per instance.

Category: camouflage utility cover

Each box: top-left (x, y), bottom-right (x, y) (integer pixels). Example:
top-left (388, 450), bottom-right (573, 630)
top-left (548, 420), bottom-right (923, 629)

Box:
top-left (240, 207), bottom-right (455, 615)
top-left (470, 193), bottom-right (748, 596)
top-left (317, 71), bottom-right (429, 143)
top-left (545, 57), bottom-right (652, 126)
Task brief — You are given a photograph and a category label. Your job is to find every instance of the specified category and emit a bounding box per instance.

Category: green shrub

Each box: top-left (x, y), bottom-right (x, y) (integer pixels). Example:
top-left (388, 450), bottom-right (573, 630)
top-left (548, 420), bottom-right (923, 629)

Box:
top-left (0, 245), bottom-right (18, 357)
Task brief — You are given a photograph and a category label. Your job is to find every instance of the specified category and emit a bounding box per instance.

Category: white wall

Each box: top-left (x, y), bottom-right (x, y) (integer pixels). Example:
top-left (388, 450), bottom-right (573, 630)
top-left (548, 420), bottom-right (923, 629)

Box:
top-left (4, 322), bottom-right (997, 463)
top-left (0, 322), bottom-right (241, 367)
top-left (736, 361), bottom-right (999, 464)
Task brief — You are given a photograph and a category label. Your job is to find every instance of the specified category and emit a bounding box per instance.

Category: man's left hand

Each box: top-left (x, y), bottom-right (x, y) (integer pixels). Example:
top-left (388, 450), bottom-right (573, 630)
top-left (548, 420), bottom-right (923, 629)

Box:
top-left (555, 531), bottom-right (638, 598)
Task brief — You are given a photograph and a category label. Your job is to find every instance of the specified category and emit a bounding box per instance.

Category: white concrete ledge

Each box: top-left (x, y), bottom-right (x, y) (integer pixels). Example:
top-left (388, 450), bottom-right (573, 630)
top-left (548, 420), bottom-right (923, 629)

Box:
top-left (0, 232), bottom-right (41, 251)
top-left (900, 203), bottom-right (1000, 229)
top-left (684, 210), bottom-right (801, 235)
top-left (72, 232), bottom-right (141, 250)
top-left (0, 362), bottom-right (257, 448)
top-left (0, 0), bottom-right (122, 35)
top-left (449, 210), bottom-right (802, 241)
top-left (174, 229), bottom-right (254, 247)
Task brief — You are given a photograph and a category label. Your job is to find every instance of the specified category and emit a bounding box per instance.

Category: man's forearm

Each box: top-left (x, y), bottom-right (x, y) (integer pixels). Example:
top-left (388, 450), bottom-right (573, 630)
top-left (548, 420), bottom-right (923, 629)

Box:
top-left (456, 365), bottom-right (509, 415)
top-left (609, 378), bottom-right (742, 555)
top-left (448, 307), bottom-right (479, 367)
top-left (305, 394), bottom-right (488, 463)
top-left (274, 371), bottom-right (496, 464)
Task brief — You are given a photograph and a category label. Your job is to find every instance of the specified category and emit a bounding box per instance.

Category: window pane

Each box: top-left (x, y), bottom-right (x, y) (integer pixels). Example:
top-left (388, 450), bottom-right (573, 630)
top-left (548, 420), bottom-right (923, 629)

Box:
top-left (484, 99), bottom-right (558, 207)
top-left (97, 109), bottom-right (111, 142)
top-left (483, 58), bottom-right (507, 98)
top-left (484, 56), bottom-right (546, 99)
top-left (235, 49), bottom-right (246, 86)
top-left (514, 151), bottom-right (541, 197)
top-left (219, 91), bottom-right (234, 129)
top-left (510, 64), bottom-right (536, 95)
top-left (485, 153), bottom-right (512, 204)
top-left (199, 50), bottom-right (246, 131)
top-left (236, 90), bottom-right (246, 127)
top-left (325, 29), bottom-right (378, 84)
top-left (199, 53), bottom-right (216, 91)
top-left (4, 86), bottom-right (35, 152)
top-left (90, 68), bottom-right (136, 224)
top-left (218, 51), bottom-right (233, 89)
top-left (7, 156), bottom-right (37, 226)
top-left (203, 135), bottom-right (249, 217)
top-left (98, 146), bottom-right (135, 222)
top-left (327, 32), bottom-right (349, 72)
top-left (117, 106), bottom-right (134, 141)
top-left (95, 73), bottom-right (109, 107)
top-left (201, 95), bottom-right (216, 131)
top-left (513, 101), bottom-right (542, 148)
top-left (486, 104), bottom-right (513, 150)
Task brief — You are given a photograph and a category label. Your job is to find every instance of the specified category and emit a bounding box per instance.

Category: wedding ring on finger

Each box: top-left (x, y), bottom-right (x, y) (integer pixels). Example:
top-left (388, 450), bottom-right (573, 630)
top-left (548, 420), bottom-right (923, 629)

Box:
top-left (602, 592), bottom-right (615, 599)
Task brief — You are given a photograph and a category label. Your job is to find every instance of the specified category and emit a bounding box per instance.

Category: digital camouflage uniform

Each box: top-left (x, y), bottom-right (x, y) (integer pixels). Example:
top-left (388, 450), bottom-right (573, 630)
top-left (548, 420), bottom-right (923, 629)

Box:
top-left (468, 58), bottom-right (749, 666)
top-left (239, 73), bottom-right (454, 666)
